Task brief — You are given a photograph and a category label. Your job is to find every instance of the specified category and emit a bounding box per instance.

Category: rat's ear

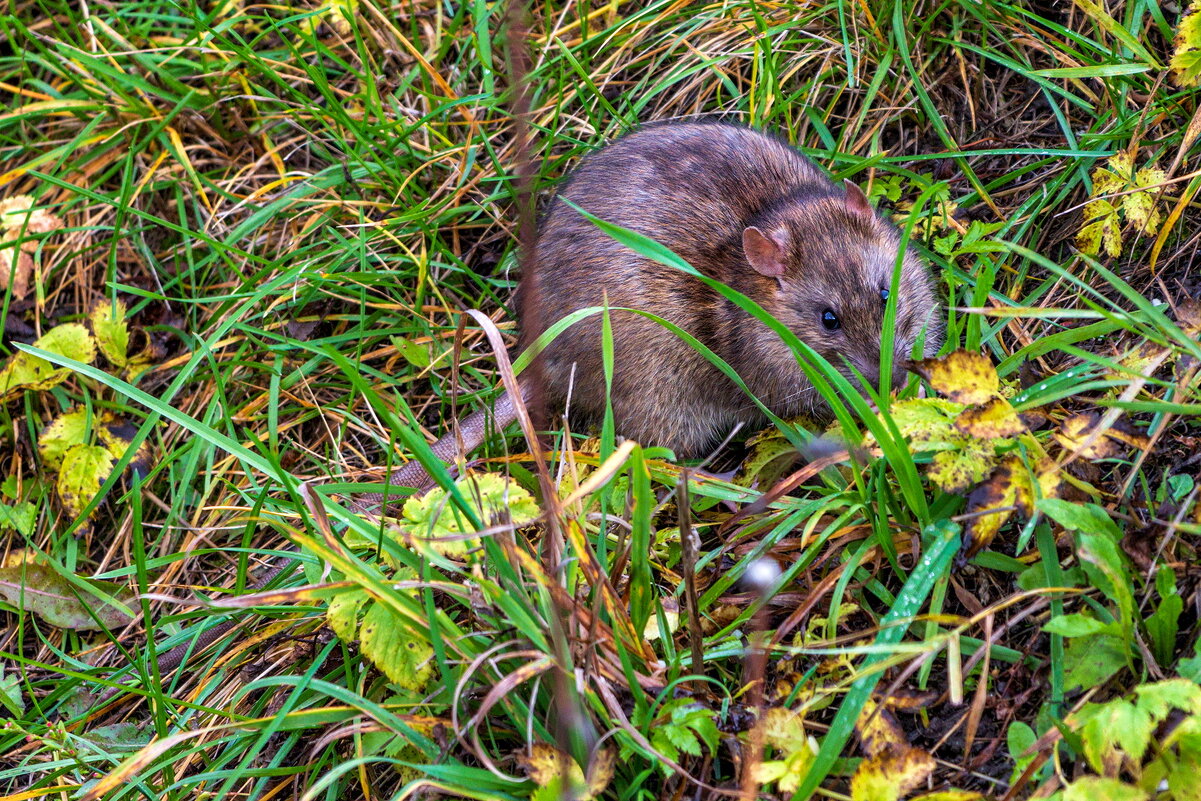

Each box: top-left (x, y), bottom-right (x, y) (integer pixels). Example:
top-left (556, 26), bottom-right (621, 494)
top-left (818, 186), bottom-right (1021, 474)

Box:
top-left (844, 180), bottom-right (872, 217)
top-left (743, 226), bottom-right (787, 277)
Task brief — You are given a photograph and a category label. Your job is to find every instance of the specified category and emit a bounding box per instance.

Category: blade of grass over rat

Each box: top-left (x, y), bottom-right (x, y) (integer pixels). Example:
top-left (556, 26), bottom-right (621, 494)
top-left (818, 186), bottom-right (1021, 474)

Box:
top-left (567, 202), bottom-right (931, 522)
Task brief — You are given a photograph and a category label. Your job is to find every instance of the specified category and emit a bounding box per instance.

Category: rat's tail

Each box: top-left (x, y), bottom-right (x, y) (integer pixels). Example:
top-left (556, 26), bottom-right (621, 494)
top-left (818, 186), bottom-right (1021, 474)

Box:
top-left (352, 385), bottom-right (524, 513)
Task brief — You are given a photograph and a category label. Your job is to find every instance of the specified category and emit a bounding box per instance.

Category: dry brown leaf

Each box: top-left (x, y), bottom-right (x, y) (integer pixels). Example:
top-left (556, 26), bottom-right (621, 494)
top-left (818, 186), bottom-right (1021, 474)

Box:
top-left (0, 195), bottom-right (64, 300)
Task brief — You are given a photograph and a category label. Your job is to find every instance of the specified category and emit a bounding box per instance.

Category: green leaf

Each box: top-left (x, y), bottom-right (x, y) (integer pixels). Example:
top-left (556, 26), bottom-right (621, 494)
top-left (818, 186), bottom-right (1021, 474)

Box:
top-left (1075, 699), bottom-right (1152, 774)
top-left (0, 502), bottom-right (36, 537)
top-left (1061, 775), bottom-right (1147, 801)
top-left (90, 299), bottom-right (129, 367)
top-left (1133, 678), bottom-right (1201, 719)
top-left (359, 600), bottom-right (433, 692)
top-left (1007, 721), bottom-right (1037, 784)
top-left (0, 562), bottom-right (133, 630)
top-left (1063, 633), bottom-right (1127, 692)
top-left (82, 722), bottom-right (151, 752)
top-left (1146, 567), bottom-right (1182, 666)
top-left (38, 407), bottom-right (90, 469)
top-left (0, 665), bottom-right (24, 715)
top-left (57, 443), bottom-right (116, 520)
top-left (1037, 499), bottom-right (1122, 538)
top-left (1043, 613), bottom-right (1114, 638)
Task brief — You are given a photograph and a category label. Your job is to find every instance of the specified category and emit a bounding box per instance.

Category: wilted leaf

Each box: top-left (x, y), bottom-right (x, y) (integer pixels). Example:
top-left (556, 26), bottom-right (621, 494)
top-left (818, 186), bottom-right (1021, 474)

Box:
top-left (91, 299), bottom-right (130, 367)
top-left (911, 350), bottom-right (999, 405)
top-left (38, 407), bottom-right (90, 469)
top-left (96, 415), bottom-right (152, 478)
top-left (736, 425), bottom-right (801, 488)
top-left (1077, 154), bottom-right (1166, 257)
top-left (1172, 2), bottom-right (1201, 87)
top-left (517, 743), bottom-right (612, 800)
top-left (850, 745), bottom-right (937, 801)
top-left (856, 698), bottom-right (909, 758)
top-left (359, 600), bottom-right (432, 691)
top-left (400, 472), bottom-right (540, 556)
top-left (961, 458), bottom-right (1021, 559)
top-left (1055, 412), bottom-right (1149, 460)
top-left (0, 324), bottom-right (97, 398)
top-left (57, 444), bottom-right (116, 519)
top-left (763, 706), bottom-right (810, 753)
top-left (0, 562), bottom-right (133, 630)
top-left (0, 195), bottom-right (63, 300)
top-left (643, 598), bottom-right (679, 641)
top-left (954, 397), bottom-right (1028, 439)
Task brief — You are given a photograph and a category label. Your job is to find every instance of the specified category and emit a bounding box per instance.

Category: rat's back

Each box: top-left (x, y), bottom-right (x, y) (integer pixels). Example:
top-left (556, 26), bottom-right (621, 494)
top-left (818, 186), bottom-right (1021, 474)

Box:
top-left (525, 122), bottom-right (836, 455)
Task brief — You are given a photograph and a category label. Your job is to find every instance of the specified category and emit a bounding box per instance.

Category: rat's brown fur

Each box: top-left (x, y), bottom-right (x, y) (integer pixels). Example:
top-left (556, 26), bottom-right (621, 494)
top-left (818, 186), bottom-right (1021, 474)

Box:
top-left (526, 120), bottom-right (941, 457)
top-left (371, 121), bottom-right (941, 495)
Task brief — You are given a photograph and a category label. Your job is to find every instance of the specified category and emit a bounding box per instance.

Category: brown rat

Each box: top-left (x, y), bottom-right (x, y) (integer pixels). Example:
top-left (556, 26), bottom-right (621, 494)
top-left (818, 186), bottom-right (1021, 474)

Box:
top-left (376, 121), bottom-right (941, 495)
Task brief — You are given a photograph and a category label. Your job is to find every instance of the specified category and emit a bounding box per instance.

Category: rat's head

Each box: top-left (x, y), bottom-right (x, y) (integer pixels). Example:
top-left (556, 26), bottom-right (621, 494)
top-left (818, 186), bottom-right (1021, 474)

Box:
top-left (742, 182), bottom-right (942, 398)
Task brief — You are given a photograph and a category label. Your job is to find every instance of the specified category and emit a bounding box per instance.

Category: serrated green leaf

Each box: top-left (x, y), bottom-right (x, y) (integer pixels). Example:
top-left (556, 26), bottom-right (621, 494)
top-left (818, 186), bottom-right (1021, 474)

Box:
top-left (1062, 775), bottom-right (1148, 801)
top-left (1134, 678), bottom-right (1201, 719)
top-left (0, 502), bottom-right (36, 537)
top-left (401, 472), bottom-right (539, 556)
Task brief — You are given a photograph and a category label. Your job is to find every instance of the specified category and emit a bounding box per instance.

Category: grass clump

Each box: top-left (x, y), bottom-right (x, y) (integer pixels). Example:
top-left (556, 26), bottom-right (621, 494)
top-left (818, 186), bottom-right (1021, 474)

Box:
top-left (1, 1), bottom-right (1200, 799)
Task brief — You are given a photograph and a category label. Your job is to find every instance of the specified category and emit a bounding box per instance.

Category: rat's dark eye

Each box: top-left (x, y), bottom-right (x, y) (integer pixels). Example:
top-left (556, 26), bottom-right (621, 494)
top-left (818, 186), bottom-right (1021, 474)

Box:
top-left (821, 309), bottom-right (841, 331)
top-left (880, 287), bottom-right (889, 304)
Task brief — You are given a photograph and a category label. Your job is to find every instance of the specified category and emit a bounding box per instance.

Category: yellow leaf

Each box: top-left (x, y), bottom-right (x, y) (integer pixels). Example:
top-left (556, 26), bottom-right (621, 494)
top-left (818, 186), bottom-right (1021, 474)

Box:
top-left (400, 472), bottom-right (539, 557)
top-left (1077, 198), bottom-right (1122, 257)
top-left (929, 437), bottom-right (998, 493)
top-left (763, 706), bottom-right (810, 753)
top-left (0, 324), bottom-right (96, 398)
top-left (518, 744), bottom-right (591, 798)
top-left (91, 299), bottom-right (130, 367)
top-left (850, 746), bottom-right (937, 801)
top-left (856, 698), bottom-right (909, 758)
top-left (1172, 1), bottom-right (1201, 87)
top-left (57, 444), bottom-right (115, 520)
top-left (38, 407), bottom-right (90, 470)
top-left (359, 600), bottom-right (432, 691)
top-left (1054, 412), bottom-right (1149, 460)
top-left (954, 397), bottom-right (1028, 439)
top-left (911, 350), bottom-right (1000, 406)
top-left (962, 458), bottom-right (1021, 559)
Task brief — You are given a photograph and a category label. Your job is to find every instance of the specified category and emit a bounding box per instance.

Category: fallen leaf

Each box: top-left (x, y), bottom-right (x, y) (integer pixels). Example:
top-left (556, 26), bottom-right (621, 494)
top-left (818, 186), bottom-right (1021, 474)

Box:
top-left (57, 443), bottom-right (116, 520)
top-left (91, 299), bottom-right (130, 367)
top-left (38, 407), bottom-right (90, 469)
top-left (954, 397), bottom-right (1028, 439)
top-left (850, 745), bottom-right (937, 801)
top-left (0, 195), bottom-right (63, 300)
top-left (911, 350), bottom-right (1000, 405)
top-left (0, 562), bottom-right (133, 630)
